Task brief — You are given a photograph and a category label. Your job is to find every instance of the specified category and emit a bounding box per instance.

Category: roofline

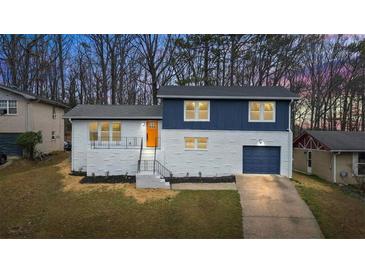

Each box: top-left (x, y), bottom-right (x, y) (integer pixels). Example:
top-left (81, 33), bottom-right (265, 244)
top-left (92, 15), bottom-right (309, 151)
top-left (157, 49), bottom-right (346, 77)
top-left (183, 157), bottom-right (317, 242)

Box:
top-left (0, 85), bottom-right (36, 100)
top-left (0, 85), bottom-right (69, 108)
top-left (64, 116), bottom-right (163, 120)
top-left (157, 95), bottom-right (300, 100)
top-left (330, 150), bottom-right (365, 152)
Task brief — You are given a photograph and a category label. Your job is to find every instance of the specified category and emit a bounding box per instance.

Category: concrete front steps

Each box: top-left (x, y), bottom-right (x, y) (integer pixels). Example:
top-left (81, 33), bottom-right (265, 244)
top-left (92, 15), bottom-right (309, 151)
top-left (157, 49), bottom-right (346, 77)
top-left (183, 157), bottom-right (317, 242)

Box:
top-left (136, 171), bottom-right (171, 189)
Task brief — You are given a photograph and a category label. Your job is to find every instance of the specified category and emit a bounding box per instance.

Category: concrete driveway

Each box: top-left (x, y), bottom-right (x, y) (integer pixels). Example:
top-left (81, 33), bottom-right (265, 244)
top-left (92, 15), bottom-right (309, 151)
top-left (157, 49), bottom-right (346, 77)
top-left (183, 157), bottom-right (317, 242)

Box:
top-left (236, 174), bottom-right (323, 239)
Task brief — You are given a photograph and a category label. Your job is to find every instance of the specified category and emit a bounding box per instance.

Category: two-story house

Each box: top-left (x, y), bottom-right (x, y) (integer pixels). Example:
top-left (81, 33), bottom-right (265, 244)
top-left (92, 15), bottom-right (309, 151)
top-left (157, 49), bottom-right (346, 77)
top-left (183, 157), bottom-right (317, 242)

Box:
top-left (64, 86), bottom-right (299, 188)
top-left (0, 85), bottom-right (68, 156)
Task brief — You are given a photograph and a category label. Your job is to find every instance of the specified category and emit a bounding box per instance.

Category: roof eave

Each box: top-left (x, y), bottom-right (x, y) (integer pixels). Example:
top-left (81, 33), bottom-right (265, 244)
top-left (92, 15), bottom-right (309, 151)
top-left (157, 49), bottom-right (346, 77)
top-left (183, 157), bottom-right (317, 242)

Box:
top-left (63, 116), bottom-right (163, 120)
top-left (330, 150), bottom-right (365, 153)
top-left (157, 95), bottom-right (300, 100)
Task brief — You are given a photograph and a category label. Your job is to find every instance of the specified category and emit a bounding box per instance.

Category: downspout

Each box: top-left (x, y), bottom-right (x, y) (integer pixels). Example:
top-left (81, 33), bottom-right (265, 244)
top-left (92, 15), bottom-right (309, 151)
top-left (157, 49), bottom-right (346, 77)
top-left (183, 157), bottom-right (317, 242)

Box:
top-left (333, 153), bottom-right (337, 183)
top-left (288, 99), bottom-right (294, 178)
top-left (68, 118), bottom-right (73, 171)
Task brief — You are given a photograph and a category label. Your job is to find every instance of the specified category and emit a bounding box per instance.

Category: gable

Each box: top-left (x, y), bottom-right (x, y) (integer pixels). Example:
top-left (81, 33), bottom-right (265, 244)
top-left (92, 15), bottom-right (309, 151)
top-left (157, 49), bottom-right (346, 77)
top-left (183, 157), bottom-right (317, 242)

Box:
top-left (293, 132), bottom-right (331, 150)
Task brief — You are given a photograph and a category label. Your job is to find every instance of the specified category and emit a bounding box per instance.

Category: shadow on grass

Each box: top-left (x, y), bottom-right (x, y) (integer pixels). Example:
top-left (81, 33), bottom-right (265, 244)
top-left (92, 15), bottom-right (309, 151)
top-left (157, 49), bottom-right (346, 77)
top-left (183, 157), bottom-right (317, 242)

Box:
top-left (0, 153), bottom-right (243, 239)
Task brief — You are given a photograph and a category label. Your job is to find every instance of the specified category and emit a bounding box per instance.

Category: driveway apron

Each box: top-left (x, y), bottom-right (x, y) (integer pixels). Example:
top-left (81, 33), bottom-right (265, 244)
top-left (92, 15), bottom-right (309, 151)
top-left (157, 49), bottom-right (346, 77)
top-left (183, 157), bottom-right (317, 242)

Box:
top-left (236, 174), bottom-right (323, 239)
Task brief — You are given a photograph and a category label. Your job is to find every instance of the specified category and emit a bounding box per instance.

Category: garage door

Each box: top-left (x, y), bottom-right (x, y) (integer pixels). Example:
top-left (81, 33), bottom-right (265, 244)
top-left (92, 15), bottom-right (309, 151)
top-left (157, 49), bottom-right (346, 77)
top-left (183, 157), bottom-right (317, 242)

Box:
top-left (242, 146), bottom-right (280, 174)
top-left (0, 133), bottom-right (23, 156)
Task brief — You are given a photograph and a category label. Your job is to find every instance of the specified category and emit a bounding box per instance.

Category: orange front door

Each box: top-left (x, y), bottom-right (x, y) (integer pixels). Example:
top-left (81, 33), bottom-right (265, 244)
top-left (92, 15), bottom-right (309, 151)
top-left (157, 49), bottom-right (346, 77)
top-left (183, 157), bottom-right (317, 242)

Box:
top-left (146, 120), bottom-right (158, 147)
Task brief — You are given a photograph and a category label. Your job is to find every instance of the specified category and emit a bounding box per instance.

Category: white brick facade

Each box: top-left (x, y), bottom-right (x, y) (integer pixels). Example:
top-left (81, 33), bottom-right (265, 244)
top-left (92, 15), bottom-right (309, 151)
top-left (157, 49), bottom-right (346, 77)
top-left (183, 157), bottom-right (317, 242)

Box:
top-left (71, 120), bottom-right (293, 177)
top-left (71, 120), bottom-right (162, 175)
top-left (160, 129), bottom-right (293, 177)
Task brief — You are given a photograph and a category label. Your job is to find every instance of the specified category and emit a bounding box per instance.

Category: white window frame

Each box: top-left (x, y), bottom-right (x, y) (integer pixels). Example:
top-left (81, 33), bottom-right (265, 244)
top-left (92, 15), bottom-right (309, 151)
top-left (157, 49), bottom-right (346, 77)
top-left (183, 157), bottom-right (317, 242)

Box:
top-left (357, 152), bottom-right (365, 176)
top-left (248, 101), bottom-right (276, 123)
top-left (184, 100), bottom-right (210, 122)
top-left (111, 121), bottom-right (122, 142)
top-left (184, 137), bottom-right (208, 151)
top-left (0, 100), bottom-right (17, 115)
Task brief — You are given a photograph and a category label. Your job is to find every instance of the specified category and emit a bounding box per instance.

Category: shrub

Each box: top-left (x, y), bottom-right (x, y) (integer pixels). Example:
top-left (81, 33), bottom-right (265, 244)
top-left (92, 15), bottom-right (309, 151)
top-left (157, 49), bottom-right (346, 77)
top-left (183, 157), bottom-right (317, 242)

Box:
top-left (16, 131), bottom-right (42, 160)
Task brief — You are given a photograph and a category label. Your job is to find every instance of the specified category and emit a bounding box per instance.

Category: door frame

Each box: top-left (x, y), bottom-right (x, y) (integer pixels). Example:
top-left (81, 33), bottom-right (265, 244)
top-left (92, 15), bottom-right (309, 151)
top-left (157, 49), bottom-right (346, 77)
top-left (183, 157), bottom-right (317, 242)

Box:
top-left (306, 150), bottom-right (312, 174)
top-left (146, 120), bottom-right (158, 147)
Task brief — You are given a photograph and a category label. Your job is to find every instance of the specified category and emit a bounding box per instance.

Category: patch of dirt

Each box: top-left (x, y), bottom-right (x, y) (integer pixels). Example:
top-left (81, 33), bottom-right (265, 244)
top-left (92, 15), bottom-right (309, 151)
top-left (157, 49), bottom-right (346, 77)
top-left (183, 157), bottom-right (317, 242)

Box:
top-left (56, 158), bottom-right (179, 204)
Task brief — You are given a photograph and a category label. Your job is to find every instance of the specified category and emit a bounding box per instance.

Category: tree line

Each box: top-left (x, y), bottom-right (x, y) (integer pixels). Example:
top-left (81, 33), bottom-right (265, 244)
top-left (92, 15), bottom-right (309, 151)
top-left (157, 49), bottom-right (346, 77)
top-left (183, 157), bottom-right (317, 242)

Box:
top-left (0, 34), bottom-right (364, 133)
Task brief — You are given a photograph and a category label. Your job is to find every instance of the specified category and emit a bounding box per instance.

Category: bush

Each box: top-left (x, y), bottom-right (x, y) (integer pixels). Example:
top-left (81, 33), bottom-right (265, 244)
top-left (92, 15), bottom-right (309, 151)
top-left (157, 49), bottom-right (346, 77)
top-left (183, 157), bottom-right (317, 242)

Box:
top-left (16, 131), bottom-right (42, 160)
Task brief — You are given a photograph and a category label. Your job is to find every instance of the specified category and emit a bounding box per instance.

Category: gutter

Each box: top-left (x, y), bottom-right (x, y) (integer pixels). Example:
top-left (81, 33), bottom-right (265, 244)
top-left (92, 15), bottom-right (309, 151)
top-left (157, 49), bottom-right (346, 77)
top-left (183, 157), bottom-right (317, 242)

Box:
top-left (63, 116), bottom-right (163, 120)
top-left (157, 95), bottom-right (300, 100)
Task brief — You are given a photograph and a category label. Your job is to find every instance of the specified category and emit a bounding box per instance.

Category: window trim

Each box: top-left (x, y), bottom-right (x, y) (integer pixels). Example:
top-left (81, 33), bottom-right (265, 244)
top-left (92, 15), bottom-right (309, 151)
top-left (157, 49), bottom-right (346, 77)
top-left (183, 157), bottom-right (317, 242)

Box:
top-left (184, 100), bottom-right (210, 122)
top-left (89, 121), bottom-right (99, 141)
top-left (51, 131), bottom-right (56, 141)
top-left (111, 121), bottom-right (122, 142)
top-left (184, 137), bottom-right (208, 151)
top-left (0, 100), bottom-right (17, 116)
top-left (248, 101), bottom-right (276, 123)
top-left (357, 152), bottom-right (365, 176)
top-left (89, 121), bottom-right (122, 142)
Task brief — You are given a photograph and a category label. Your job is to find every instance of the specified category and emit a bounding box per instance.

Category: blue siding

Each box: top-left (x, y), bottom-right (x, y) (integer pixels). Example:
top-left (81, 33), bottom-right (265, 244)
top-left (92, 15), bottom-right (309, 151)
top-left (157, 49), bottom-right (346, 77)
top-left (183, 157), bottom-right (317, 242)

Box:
top-left (0, 133), bottom-right (23, 156)
top-left (242, 146), bottom-right (280, 174)
top-left (162, 99), bottom-right (289, 131)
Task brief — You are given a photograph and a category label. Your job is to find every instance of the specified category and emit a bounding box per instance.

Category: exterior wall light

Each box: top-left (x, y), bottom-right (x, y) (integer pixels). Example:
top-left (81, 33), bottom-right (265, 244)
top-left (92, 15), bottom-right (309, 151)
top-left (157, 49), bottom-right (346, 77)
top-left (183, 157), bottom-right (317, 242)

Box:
top-left (141, 122), bottom-right (145, 127)
top-left (258, 139), bottom-right (264, 146)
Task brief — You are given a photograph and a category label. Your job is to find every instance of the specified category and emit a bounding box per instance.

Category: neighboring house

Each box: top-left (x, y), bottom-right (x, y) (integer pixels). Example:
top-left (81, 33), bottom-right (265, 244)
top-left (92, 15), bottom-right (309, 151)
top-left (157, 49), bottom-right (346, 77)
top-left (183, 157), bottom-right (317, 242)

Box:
top-left (64, 86), bottom-right (298, 187)
top-left (0, 85), bottom-right (68, 156)
top-left (293, 130), bottom-right (365, 184)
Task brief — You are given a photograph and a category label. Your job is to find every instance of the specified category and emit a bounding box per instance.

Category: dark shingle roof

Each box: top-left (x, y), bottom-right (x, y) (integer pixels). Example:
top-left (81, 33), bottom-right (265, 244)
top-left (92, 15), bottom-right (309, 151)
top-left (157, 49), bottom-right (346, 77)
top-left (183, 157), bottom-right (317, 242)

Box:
top-left (157, 86), bottom-right (299, 99)
top-left (0, 84), bottom-right (69, 108)
top-left (306, 130), bottom-right (365, 151)
top-left (64, 104), bottom-right (163, 119)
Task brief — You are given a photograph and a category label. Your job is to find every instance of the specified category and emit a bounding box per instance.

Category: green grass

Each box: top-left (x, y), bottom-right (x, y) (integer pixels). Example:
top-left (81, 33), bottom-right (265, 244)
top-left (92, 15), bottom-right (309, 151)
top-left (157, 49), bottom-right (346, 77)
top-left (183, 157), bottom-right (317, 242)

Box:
top-left (0, 153), bottom-right (242, 238)
top-left (293, 172), bottom-right (365, 239)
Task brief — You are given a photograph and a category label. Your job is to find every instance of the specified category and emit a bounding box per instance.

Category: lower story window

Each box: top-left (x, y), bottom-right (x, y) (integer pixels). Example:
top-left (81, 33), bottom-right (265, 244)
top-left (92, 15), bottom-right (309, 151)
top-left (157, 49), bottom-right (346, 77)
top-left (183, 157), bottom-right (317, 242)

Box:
top-left (100, 122), bottom-right (110, 141)
top-left (184, 137), bottom-right (208, 150)
top-left (51, 131), bottom-right (56, 140)
top-left (89, 122), bottom-right (98, 141)
top-left (89, 121), bottom-right (122, 142)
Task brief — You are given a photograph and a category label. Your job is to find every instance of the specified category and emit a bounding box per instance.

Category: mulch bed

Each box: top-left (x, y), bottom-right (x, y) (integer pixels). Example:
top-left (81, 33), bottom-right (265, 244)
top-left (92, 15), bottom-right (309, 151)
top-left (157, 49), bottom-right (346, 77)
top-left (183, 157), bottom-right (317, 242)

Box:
top-left (80, 175), bottom-right (136, 184)
top-left (71, 173), bottom-right (235, 184)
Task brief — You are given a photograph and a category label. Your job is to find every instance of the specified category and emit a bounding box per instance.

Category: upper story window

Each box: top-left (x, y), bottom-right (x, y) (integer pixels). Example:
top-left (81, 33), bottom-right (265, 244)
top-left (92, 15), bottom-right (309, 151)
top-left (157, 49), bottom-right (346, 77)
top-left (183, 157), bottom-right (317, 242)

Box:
top-left (0, 100), bottom-right (17, 115)
top-left (249, 101), bottom-right (275, 122)
top-left (184, 100), bottom-right (210, 121)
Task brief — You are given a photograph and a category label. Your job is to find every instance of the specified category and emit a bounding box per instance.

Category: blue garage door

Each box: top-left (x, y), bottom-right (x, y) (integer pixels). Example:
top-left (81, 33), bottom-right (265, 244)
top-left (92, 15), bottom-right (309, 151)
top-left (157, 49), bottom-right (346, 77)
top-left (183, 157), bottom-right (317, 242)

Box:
top-left (242, 146), bottom-right (280, 174)
top-left (0, 133), bottom-right (23, 156)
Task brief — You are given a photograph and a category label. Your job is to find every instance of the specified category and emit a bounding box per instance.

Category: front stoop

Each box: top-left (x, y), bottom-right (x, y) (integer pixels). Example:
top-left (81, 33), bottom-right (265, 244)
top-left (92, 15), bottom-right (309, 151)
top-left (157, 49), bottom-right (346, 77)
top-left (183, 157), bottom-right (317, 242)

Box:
top-left (136, 172), bottom-right (171, 189)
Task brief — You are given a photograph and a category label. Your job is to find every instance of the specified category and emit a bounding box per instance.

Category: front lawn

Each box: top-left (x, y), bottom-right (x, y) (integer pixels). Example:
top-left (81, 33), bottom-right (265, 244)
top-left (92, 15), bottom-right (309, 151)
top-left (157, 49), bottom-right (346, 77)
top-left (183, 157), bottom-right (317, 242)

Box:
top-left (293, 172), bottom-right (365, 239)
top-left (0, 153), bottom-right (243, 238)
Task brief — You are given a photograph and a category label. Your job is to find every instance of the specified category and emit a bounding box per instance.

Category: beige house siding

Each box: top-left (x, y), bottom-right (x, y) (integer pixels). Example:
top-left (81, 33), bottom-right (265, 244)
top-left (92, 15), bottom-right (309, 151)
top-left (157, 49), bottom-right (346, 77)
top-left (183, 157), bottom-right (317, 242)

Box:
top-left (0, 90), bottom-right (28, 132)
top-left (336, 153), bottom-right (358, 185)
top-left (293, 148), bottom-right (333, 182)
top-left (0, 88), bottom-right (65, 153)
top-left (294, 148), bottom-right (360, 185)
top-left (311, 150), bottom-right (333, 182)
top-left (293, 148), bottom-right (307, 173)
top-left (31, 102), bottom-right (64, 153)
